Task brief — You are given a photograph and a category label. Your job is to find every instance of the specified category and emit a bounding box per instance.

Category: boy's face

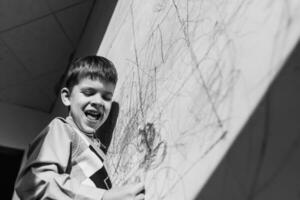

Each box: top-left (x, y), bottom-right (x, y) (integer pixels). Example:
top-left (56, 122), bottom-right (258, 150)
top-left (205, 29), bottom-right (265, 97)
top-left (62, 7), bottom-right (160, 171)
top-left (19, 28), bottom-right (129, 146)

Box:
top-left (61, 77), bottom-right (116, 134)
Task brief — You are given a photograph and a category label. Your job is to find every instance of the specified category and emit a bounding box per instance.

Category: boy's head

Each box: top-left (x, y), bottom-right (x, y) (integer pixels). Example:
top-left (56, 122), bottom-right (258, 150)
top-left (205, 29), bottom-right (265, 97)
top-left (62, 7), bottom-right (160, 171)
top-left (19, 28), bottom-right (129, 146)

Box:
top-left (61, 55), bottom-right (118, 134)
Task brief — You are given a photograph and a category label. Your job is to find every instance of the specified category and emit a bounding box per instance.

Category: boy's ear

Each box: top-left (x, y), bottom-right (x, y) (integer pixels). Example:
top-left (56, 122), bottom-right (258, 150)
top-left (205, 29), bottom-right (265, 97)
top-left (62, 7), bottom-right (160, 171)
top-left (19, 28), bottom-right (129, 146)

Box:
top-left (60, 87), bottom-right (71, 106)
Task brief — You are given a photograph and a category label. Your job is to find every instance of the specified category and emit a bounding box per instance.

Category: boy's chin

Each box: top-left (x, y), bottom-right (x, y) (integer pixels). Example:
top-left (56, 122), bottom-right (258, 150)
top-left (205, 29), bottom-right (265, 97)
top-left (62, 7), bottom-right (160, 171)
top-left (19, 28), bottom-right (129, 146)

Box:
top-left (79, 124), bottom-right (98, 134)
top-left (82, 119), bottom-right (104, 133)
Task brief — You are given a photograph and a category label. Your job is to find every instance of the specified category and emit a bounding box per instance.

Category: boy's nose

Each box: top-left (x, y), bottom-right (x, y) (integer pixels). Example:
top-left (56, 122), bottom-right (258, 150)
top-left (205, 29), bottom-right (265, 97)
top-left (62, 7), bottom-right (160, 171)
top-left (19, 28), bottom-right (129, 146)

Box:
top-left (91, 94), bottom-right (104, 106)
top-left (91, 103), bottom-right (105, 113)
top-left (90, 101), bottom-right (105, 111)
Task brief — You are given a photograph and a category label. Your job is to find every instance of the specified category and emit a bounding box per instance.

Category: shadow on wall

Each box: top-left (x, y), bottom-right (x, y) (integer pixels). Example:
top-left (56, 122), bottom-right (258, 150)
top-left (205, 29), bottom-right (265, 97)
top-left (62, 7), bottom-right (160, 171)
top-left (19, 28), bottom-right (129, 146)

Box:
top-left (196, 39), bottom-right (300, 200)
top-left (96, 101), bottom-right (119, 154)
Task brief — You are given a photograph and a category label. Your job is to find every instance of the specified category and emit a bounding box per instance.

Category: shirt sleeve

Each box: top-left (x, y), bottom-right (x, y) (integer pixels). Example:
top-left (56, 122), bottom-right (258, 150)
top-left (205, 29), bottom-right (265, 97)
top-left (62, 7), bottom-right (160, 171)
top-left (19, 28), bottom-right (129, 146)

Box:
top-left (14, 118), bottom-right (106, 200)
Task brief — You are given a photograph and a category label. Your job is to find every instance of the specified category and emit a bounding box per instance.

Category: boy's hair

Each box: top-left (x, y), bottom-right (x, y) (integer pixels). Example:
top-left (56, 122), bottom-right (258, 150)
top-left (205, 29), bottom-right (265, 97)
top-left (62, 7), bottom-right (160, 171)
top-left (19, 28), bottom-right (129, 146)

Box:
top-left (64, 55), bottom-right (118, 91)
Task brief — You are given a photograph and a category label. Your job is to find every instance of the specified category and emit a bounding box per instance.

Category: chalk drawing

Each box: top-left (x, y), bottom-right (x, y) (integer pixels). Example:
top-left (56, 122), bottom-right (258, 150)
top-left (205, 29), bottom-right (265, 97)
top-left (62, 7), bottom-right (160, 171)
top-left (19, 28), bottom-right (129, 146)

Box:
top-left (99, 0), bottom-right (300, 199)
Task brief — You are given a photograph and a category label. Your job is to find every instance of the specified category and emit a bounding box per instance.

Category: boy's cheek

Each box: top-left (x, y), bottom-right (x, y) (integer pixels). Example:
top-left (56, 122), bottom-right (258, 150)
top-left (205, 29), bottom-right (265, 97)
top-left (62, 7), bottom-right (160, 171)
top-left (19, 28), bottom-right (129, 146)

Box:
top-left (105, 102), bottom-right (113, 111)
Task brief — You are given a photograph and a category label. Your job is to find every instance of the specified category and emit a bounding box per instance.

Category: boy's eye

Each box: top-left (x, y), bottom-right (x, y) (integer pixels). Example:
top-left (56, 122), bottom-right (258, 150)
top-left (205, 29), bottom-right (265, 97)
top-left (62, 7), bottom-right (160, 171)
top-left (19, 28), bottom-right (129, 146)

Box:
top-left (82, 89), bottom-right (95, 96)
top-left (102, 94), bottom-right (112, 101)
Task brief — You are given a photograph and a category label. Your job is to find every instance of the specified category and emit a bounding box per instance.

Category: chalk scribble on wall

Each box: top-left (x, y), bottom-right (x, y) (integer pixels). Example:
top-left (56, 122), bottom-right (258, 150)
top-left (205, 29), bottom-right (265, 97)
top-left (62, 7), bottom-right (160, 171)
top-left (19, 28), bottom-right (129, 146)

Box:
top-left (99, 0), bottom-right (300, 199)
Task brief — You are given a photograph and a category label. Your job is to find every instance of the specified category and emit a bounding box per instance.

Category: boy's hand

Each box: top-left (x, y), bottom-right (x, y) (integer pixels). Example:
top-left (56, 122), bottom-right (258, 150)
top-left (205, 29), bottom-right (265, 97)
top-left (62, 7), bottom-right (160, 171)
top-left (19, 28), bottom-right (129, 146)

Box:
top-left (102, 182), bottom-right (145, 200)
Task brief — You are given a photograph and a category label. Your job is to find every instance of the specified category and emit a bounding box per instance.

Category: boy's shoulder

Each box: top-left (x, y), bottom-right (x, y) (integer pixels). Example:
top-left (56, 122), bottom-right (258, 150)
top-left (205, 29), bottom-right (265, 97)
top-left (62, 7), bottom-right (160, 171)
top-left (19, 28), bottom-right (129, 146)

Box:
top-left (36, 117), bottom-right (75, 140)
top-left (50, 116), bottom-right (68, 124)
top-left (47, 117), bottom-right (70, 130)
top-left (26, 117), bottom-right (77, 158)
top-left (47, 117), bottom-right (65, 126)
top-left (47, 117), bottom-right (76, 134)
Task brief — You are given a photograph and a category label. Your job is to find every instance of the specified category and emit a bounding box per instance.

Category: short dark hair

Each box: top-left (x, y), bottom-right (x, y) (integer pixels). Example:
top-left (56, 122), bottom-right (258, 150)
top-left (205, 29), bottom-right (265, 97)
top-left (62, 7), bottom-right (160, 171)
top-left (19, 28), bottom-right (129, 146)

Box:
top-left (64, 55), bottom-right (118, 91)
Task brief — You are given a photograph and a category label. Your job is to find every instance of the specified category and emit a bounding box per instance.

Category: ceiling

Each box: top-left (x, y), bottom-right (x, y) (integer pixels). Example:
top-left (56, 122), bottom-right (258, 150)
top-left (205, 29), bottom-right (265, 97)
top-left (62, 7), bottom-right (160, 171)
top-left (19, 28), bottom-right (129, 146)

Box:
top-left (0, 0), bottom-right (95, 113)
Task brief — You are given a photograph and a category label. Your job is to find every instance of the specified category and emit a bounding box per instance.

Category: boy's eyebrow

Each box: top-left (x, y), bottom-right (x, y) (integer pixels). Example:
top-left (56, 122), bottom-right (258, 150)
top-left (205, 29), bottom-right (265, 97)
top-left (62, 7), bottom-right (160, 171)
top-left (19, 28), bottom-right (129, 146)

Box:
top-left (81, 86), bottom-right (113, 95)
top-left (81, 87), bottom-right (95, 90)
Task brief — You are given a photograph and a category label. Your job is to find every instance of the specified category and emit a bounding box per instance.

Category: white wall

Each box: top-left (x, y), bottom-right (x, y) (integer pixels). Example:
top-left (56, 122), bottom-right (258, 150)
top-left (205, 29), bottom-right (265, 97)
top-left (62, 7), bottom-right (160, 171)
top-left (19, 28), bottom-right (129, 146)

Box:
top-left (198, 42), bottom-right (300, 200)
top-left (98, 0), bottom-right (300, 199)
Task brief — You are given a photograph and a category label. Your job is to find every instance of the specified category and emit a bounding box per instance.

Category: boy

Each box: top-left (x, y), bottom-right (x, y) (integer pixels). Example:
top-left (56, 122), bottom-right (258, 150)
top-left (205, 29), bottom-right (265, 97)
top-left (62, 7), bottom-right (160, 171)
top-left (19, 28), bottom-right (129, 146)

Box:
top-left (14, 56), bottom-right (145, 200)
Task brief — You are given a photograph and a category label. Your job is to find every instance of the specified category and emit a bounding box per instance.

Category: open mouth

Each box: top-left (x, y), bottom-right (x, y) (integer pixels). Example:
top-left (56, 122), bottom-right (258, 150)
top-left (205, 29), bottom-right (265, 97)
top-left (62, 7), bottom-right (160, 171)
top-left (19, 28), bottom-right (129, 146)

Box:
top-left (84, 110), bottom-right (103, 121)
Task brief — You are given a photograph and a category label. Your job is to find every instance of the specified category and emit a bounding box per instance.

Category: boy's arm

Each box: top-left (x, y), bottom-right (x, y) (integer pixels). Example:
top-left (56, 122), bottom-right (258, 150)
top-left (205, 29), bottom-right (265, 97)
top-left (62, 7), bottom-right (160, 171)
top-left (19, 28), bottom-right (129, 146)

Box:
top-left (102, 183), bottom-right (145, 200)
top-left (14, 119), bottom-right (106, 200)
